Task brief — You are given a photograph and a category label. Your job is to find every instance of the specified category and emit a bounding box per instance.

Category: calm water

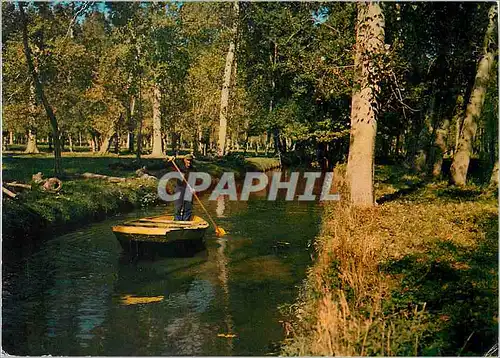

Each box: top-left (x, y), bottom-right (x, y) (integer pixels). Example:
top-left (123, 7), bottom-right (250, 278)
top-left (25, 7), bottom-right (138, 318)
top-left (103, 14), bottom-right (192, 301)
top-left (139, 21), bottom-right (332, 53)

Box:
top-left (2, 171), bottom-right (324, 355)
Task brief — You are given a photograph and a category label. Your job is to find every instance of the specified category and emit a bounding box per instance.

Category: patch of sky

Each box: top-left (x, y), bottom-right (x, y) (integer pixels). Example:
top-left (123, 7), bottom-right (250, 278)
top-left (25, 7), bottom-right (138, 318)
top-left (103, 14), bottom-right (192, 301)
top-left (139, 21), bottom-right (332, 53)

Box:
top-left (312, 6), bottom-right (329, 26)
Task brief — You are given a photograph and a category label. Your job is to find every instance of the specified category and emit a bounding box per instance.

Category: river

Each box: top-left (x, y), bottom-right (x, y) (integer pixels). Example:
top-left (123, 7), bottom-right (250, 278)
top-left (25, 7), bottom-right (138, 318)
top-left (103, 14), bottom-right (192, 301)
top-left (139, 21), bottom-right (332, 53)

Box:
top-left (2, 171), bottom-right (324, 355)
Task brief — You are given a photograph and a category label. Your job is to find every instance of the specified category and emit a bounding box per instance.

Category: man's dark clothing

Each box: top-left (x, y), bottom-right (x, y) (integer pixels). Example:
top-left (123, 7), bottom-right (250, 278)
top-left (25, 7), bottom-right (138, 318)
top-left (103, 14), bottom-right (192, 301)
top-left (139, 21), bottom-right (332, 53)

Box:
top-left (173, 160), bottom-right (195, 221)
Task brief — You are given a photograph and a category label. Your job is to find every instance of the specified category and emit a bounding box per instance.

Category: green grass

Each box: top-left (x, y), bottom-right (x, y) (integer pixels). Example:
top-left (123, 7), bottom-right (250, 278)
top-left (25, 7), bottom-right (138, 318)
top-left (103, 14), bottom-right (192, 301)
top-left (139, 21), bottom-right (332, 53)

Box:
top-left (2, 178), bottom-right (160, 244)
top-left (281, 165), bottom-right (498, 356)
top-left (2, 153), bottom-right (281, 182)
top-left (2, 153), bottom-right (280, 245)
top-left (2, 153), bottom-right (138, 181)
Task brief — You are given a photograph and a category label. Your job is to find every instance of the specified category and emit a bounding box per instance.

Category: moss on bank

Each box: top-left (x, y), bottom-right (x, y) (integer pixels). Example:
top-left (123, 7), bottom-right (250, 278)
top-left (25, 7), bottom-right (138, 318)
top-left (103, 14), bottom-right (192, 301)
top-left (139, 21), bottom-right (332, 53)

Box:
top-left (3, 179), bottom-right (160, 247)
top-left (2, 154), bottom-right (280, 246)
top-left (281, 167), bottom-right (498, 356)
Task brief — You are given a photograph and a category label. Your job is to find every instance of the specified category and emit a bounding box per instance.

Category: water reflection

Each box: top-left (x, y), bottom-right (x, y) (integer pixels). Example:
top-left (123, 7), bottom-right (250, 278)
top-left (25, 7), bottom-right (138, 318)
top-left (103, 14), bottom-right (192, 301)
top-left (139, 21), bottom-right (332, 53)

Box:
top-left (3, 170), bottom-right (323, 356)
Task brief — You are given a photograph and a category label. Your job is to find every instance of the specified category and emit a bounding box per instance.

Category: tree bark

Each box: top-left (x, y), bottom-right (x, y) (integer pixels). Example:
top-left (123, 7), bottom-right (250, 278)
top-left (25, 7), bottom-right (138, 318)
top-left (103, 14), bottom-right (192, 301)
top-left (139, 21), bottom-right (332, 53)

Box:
top-left (431, 119), bottom-right (450, 177)
top-left (151, 84), bottom-right (163, 157)
top-left (19, 3), bottom-right (62, 175)
top-left (136, 79), bottom-right (143, 159)
top-left (25, 130), bottom-right (40, 154)
top-left (127, 96), bottom-right (136, 153)
top-left (346, 2), bottom-right (385, 207)
top-left (217, 1), bottom-right (239, 157)
top-left (25, 82), bottom-right (40, 154)
top-left (99, 133), bottom-right (113, 154)
top-left (451, 5), bottom-right (497, 186)
top-left (490, 161), bottom-right (499, 186)
top-left (99, 126), bottom-right (115, 155)
top-left (414, 97), bottom-right (436, 172)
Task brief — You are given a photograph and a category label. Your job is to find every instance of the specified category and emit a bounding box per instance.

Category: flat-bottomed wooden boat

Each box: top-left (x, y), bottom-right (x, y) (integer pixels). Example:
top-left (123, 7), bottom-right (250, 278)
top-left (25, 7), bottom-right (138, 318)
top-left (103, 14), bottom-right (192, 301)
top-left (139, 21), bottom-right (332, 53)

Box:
top-left (112, 215), bottom-right (209, 255)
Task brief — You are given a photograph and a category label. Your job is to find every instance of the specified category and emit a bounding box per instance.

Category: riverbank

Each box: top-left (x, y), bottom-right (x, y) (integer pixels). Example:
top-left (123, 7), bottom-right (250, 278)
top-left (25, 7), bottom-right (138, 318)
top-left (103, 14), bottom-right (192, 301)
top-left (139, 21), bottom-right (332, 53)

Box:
top-left (281, 166), bottom-right (498, 356)
top-left (2, 153), bottom-right (280, 248)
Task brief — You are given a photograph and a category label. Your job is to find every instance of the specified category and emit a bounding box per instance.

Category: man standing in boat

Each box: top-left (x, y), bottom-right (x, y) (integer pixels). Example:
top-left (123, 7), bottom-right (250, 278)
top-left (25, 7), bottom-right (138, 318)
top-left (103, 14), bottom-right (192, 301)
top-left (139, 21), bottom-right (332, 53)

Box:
top-left (166, 154), bottom-right (196, 221)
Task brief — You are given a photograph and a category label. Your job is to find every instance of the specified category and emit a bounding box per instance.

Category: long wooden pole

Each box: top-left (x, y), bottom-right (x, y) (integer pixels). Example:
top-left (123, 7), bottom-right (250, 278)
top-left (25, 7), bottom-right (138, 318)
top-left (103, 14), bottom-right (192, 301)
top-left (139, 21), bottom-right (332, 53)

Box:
top-left (169, 159), bottom-right (226, 237)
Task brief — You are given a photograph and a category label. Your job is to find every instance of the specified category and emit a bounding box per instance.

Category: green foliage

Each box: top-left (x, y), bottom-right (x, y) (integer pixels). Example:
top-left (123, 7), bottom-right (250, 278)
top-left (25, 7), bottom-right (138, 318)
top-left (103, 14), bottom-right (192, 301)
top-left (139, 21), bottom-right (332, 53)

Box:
top-left (2, 2), bottom-right (497, 170)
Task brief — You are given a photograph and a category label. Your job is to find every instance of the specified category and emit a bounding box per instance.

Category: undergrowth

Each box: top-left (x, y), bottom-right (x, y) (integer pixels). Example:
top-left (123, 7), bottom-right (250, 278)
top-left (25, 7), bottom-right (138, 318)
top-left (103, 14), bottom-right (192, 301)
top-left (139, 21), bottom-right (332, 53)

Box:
top-left (281, 167), bottom-right (498, 356)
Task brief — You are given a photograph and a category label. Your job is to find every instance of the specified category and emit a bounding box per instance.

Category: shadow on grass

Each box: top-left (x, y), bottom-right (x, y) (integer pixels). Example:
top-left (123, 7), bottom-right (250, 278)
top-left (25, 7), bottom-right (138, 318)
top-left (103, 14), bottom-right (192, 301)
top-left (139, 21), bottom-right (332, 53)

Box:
top-left (435, 186), bottom-right (485, 202)
top-left (377, 181), bottom-right (426, 204)
top-left (381, 213), bottom-right (498, 356)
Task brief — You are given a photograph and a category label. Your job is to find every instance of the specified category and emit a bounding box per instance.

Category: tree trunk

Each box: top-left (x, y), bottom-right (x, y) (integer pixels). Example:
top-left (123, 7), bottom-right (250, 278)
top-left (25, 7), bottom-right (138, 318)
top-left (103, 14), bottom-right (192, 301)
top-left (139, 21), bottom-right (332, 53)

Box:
top-left (9, 131), bottom-right (14, 145)
top-left (19, 3), bottom-right (62, 175)
top-left (451, 5), bottom-right (497, 186)
top-left (136, 80), bottom-right (143, 159)
top-left (25, 130), bottom-right (40, 154)
top-left (68, 134), bottom-right (73, 152)
top-left (431, 119), bottom-right (450, 177)
top-left (490, 161), bottom-right (499, 186)
top-left (346, 2), bottom-right (385, 207)
top-left (151, 85), bottom-right (163, 157)
top-left (195, 125), bottom-right (203, 155)
top-left (128, 96), bottom-right (136, 153)
top-left (114, 133), bottom-right (120, 154)
top-left (99, 129), bottom-right (114, 154)
top-left (217, 1), bottom-right (239, 157)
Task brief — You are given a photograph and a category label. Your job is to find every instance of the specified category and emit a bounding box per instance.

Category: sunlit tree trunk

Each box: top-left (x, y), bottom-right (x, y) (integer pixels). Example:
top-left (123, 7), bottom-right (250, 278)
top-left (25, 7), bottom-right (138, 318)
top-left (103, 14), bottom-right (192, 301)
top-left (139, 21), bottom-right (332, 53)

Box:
top-left (151, 85), bottom-right (163, 157)
top-left (19, 3), bottom-right (62, 175)
top-left (127, 96), bottom-right (136, 153)
top-left (99, 128), bottom-right (114, 154)
top-left (217, 1), bottom-right (239, 156)
top-left (25, 130), bottom-right (40, 154)
top-left (451, 5), bottom-right (497, 186)
top-left (346, 2), bottom-right (385, 207)
top-left (490, 161), bottom-right (499, 186)
top-left (25, 83), bottom-right (40, 154)
top-left (9, 131), bottom-right (14, 145)
top-left (136, 78), bottom-right (143, 159)
top-left (68, 134), bottom-right (73, 152)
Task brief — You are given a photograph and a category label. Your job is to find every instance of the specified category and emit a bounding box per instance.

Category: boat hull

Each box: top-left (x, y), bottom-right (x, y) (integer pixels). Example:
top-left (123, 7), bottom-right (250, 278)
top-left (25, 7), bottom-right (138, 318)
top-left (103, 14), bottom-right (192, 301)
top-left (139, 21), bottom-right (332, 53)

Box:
top-left (112, 215), bottom-right (209, 256)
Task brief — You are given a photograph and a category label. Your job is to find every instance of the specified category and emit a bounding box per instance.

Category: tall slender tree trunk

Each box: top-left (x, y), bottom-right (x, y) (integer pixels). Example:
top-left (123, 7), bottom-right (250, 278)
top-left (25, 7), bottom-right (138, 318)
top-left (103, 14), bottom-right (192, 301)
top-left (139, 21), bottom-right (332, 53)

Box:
top-left (136, 78), bottom-right (143, 159)
top-left (19, 3), bottom-right (62, 175)
top-left (68, 135), bottom-right (73, 152)
top-left (269, 41), bottom-right (283, 167)
top-left (346, 2), bottom-right (385, 207)
top-left (151, 85), bottom-right (163, 157)
top-left (9, 131), bottom-right (14, 145)
top-left (127, 96), bottom-right (136, 153)
top-left (217, 1), bottom-right (239, 157)
top-left (451, 5), bottom-right (497, 186)
top-left (25, 83), bottom-right (40, 154)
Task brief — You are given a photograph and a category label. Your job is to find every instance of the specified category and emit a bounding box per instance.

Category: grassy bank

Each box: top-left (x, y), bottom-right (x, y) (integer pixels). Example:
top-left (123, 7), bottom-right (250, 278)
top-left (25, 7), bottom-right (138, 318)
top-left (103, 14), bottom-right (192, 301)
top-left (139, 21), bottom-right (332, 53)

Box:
top-left (281, 166), bottom-right (498, 356)
top-left (2, 153), bottom-right (280, 246)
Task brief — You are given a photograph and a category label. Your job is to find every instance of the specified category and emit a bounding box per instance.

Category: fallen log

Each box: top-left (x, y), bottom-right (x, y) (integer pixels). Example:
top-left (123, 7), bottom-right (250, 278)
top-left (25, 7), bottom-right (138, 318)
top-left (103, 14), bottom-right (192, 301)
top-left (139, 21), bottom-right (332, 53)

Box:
top-left (5, 182), bottom-right (32, 190)
top-left (80, 172), bottom-right (127, 183)
top-left (2, 186), bottom-right (17, 198)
